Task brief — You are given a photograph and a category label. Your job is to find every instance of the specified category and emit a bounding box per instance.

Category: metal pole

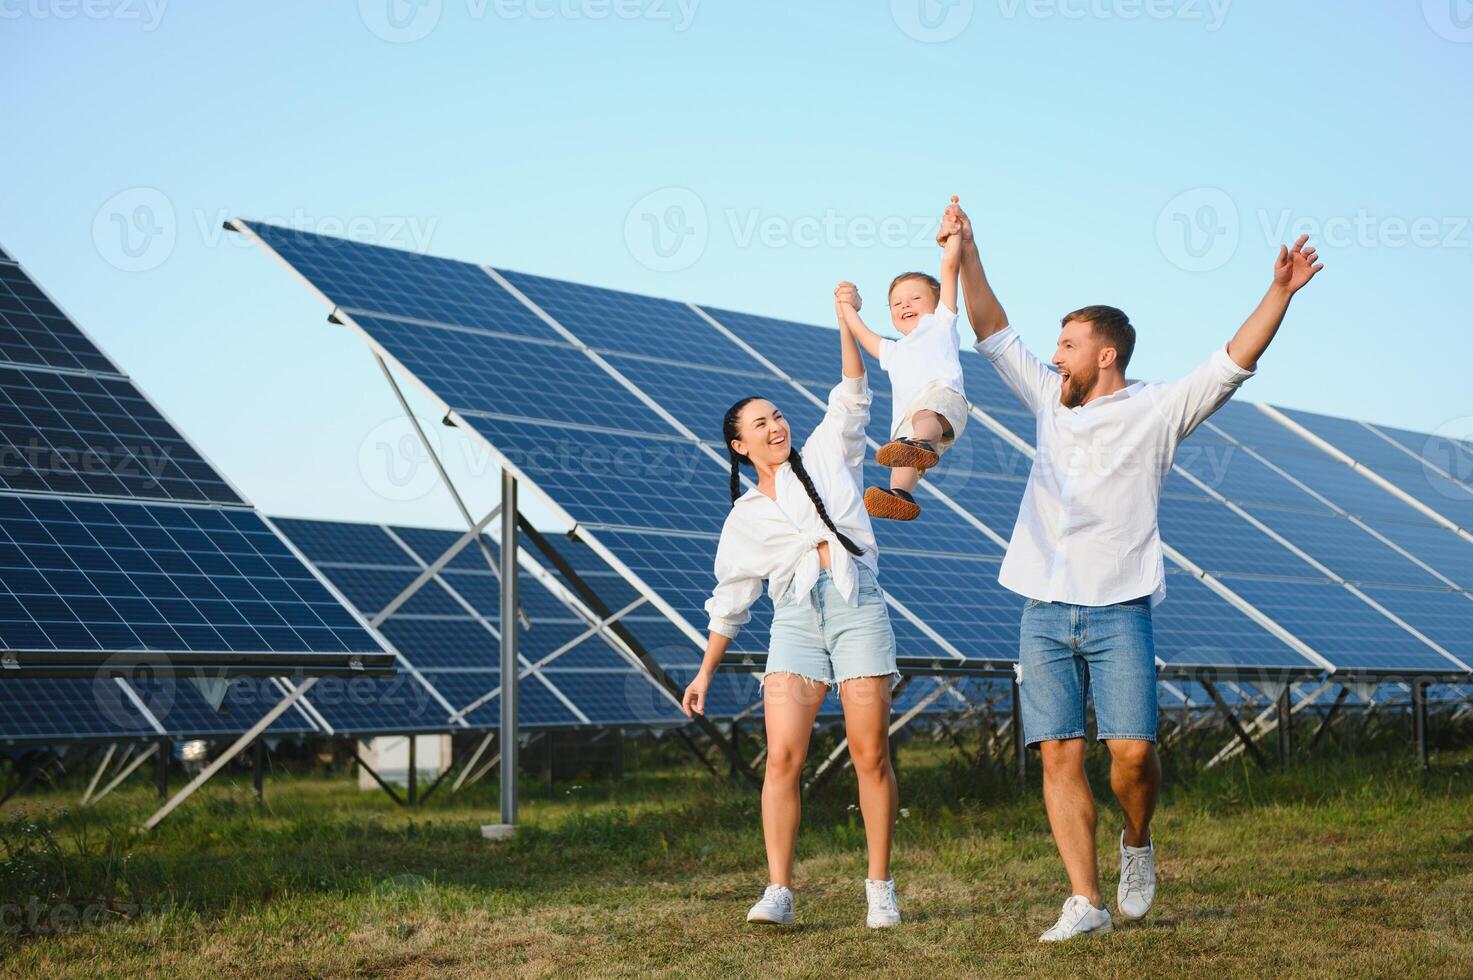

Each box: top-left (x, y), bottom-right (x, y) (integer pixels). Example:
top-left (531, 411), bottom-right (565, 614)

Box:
top-left (156, 739), bottom-right (170, 800)
top-left (485, 469), bottom-right (519, 840)
top-left (408, 736), bottom-right (419, 806)
top-left (253, 740), bottom-right (265, 803)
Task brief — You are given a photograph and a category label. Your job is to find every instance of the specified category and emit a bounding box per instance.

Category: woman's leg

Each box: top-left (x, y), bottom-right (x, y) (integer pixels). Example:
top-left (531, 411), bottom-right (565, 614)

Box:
top-left (838, 675), bottom-right (897, 880)
top-left (761, 672), bottom-right (828, 886)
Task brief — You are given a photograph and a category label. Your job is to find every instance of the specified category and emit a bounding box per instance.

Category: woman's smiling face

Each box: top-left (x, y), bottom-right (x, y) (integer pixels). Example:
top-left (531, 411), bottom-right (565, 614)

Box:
top-left (729, 399), bottom-right (792, 469)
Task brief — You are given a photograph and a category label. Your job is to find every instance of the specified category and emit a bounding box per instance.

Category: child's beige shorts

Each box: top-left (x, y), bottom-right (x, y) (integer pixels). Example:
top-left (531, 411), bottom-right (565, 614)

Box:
top-left (893, 383), bottom-right (970, 453)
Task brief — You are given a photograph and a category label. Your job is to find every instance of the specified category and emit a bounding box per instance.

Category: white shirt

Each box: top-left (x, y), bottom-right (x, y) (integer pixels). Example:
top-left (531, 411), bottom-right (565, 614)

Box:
top-left (705, 375), bottom-right (880, 639)
top-left (878, 303), bottom-right (967, 438)
top-left (975, 327), bottom-right (1256, 607)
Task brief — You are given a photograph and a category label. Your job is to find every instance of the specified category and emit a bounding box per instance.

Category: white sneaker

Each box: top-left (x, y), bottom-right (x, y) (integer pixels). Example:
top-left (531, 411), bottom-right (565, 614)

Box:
top-left (1039, 895), bottom-right (1112, 942)
top-left (1117, 831), bottom-right (1156, 921)
top-left (746, 883), bottom-right (794, 925)
top-left (865, 878), bottom-right (901, 928)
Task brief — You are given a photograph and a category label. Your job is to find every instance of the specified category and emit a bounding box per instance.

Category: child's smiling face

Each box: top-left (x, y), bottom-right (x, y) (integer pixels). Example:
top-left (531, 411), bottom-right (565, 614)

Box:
top-left (888, 276), bottom-right (940, 335)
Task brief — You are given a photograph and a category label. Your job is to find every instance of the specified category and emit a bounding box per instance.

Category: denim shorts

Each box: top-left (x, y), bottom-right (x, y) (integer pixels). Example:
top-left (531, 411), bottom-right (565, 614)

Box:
top-left (762, 563), bottom-right (900, 690)
top-left (1018, 597), bottom-right (1158, 746)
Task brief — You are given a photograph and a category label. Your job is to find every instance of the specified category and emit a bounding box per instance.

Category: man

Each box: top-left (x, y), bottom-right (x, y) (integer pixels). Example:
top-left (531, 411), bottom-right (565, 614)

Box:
top-left (946, 202), bottom-right (1323, 942)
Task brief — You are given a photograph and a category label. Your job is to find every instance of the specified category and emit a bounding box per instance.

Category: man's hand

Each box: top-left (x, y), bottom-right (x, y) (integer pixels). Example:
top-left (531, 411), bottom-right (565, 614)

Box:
top-left (1273, 234), bottom-right (1324, 294)
top-left (936, 203), bottom-right (973, 246)
top-left (834, 281), bottom-right (862, 310)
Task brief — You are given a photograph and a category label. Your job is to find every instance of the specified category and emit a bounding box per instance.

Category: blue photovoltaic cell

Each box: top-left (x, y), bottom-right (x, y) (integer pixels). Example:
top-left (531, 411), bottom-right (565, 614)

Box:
top-left (0, 497), bottom-right (380, 660)
top-left (243, 222), bottom-right (563, 341)
top-left (302, 672), bottom-right (456, 735)
top-left (1174, 425), bottom-right (1333, 514)
top-left (1214, 575), bottom-right (1457, 673)
top-left (0, 366), bottom-right (242, 504)
top-left (0, 262), bottom-right (114, 374)
top-left (697, 305), bottom-right (889, 390)
top-left (1151, 571), bottom-right (1320, 671)
top-left (959, 347), bottom-right (1029, 413)
top-left (875, 552), bottom-right (1017, 665)
top-left (0, 677), bottom-right (155, 742)
top-left (346, 312), bottom-right (670, 433)
top-left (503, 272), bottom-right (757, 372)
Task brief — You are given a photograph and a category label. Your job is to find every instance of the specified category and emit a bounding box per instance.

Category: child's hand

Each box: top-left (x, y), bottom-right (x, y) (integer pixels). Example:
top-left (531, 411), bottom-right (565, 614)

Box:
top-left (936, 203), bottom-right (972, 246)
top-left (834, 281), bottom-right (862, 310)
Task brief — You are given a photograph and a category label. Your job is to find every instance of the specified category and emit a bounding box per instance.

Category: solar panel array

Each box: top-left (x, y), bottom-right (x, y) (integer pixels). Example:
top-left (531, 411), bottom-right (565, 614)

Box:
top-left (235, 221), bottom-right (1472, 691)
top-left (0, 243), bottom-right (398, 747)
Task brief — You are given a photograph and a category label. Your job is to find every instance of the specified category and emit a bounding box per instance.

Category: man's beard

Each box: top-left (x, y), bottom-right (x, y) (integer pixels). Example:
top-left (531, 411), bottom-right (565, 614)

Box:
top-left (1060, 366), bottom-right (1096, 409)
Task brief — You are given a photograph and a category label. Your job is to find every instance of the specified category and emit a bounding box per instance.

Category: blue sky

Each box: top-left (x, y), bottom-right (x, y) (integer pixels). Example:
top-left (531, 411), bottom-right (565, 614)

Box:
top-left (2, 1), bottom-right (1470, 531)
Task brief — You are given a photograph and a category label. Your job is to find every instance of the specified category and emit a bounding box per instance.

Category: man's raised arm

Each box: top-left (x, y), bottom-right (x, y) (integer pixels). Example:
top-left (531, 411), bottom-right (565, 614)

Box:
top-left (944, 204), bottom-right (1009, 342)
top-left (1226, 234), bottom-right (1324, 371)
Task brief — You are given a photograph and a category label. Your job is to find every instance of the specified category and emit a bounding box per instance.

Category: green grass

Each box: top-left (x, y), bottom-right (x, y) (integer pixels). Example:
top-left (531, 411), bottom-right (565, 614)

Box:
top-left (2, 734), bottom-right (1472, 979)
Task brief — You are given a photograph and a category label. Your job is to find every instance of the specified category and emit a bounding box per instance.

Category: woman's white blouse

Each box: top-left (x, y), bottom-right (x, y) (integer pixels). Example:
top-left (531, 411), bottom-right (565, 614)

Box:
top-left (704, 375), bottom-right (881, 640)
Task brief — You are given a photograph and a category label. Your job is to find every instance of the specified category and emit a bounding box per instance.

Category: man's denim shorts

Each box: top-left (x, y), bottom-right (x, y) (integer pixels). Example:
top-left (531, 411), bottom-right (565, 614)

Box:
top-left (1018, 597), bottom-right (1158, 746)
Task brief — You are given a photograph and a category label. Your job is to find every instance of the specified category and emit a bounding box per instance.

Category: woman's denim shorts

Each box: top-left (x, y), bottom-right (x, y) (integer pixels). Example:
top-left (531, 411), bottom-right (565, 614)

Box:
top-left (761, 562), bottom-right (900, 691)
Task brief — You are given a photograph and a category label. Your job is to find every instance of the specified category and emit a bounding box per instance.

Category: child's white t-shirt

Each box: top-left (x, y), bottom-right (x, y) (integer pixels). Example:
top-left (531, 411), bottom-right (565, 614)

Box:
top-left (877, 303), bottom-right (966, 438)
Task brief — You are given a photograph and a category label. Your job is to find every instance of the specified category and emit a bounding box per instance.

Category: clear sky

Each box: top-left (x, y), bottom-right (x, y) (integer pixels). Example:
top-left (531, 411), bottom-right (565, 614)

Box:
top-left (2, 1), bottom-right (1470, 531)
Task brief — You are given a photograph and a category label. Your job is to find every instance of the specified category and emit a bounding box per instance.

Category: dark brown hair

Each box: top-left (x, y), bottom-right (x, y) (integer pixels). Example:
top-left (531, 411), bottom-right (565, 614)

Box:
top-left (1062, 304), bottom-right (1135, 372)
top-left (721, 397), bottom-right (864, 558)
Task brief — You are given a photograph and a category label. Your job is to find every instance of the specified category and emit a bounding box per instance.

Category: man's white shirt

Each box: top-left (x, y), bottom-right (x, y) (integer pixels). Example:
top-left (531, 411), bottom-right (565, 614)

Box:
top-left (975, 326), bottom-right (1256, 607)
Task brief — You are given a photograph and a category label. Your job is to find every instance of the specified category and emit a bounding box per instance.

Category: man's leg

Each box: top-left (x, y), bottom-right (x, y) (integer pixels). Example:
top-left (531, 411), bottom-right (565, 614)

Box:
top-left (1107, 739), bottom-right (1159, 848)
top-left (1040, 737), bottom-right (1102, 905)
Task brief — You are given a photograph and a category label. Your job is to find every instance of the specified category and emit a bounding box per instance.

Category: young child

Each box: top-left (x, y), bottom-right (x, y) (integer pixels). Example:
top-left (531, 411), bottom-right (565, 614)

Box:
top-left (834, 202), bottom-right (969, 521)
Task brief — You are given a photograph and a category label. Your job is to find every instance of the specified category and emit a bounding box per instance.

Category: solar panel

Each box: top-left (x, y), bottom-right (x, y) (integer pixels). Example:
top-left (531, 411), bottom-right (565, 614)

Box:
top-left (1277, 406), bottom-right (1473, 529)
top-left (0, 365), bottom-right (242, 503)
top-left (0, 677), bottom-right (156, 743)
top-left (272, 517), bottom-right (687, 731)
top-left (0, 245), bottom-right (391, 685)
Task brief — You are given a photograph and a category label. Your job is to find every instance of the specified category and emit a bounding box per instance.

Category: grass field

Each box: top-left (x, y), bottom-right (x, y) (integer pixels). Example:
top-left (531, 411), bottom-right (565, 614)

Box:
top-left (2, 730), bottom-right (1472, 979)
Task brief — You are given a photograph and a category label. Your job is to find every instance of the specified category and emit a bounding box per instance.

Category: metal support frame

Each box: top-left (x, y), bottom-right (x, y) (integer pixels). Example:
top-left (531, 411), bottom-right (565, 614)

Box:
top-left (80, 743), bottom-right (118, 806)
top-left (805, 676), bottom-right (954, 795)
top-left (155, 738), bottom-right (170, 799)
top-left (253, 740), bottom-right (265, 804)
top-left (353, 740), bottom-right (406, 806)
top-left (408, 735), bottom-right (419, 807)
top-left (1309, 687), bottom-right (1351, 750)
top-left (1412, 678), bottom-right (1429, 769)
top-left (86, 743), bottom-right (158, 807)
top-left (1277, 686), bottom-right (1294, 762)
top-left (519, 519), bottom-right (760, 789)
top-left (1202, 680), bottom-right (1267, 767)
top-left (142, 679), bottom-right (319, 831)
top-left (453, 732), bottom-right (496, 794)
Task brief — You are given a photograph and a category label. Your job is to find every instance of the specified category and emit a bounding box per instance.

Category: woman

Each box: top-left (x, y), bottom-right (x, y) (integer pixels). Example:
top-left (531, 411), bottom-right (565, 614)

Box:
top-left (681, 282), bottom-right (902, 930)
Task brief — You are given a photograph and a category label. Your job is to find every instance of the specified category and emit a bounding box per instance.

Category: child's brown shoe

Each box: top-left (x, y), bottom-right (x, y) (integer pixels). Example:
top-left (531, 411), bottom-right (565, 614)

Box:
top-left (864, 486), bottom-right (921, 521)
top-left (876, 438), bottom-right (940, 471)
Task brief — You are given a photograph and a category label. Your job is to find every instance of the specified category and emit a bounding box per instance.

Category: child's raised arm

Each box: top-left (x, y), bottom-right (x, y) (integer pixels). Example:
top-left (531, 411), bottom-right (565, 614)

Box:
top-left (834, 281), bottom-right (884, 360)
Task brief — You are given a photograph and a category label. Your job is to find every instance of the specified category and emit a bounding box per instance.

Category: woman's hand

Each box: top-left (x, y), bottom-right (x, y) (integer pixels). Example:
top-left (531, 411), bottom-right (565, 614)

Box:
top-left (682, 669), bottom-right (711, 717)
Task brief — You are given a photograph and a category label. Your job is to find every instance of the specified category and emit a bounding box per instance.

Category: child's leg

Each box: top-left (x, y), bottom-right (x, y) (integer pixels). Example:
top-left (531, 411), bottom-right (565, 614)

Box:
top-left (889, 410), bottom-right (945, 494)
